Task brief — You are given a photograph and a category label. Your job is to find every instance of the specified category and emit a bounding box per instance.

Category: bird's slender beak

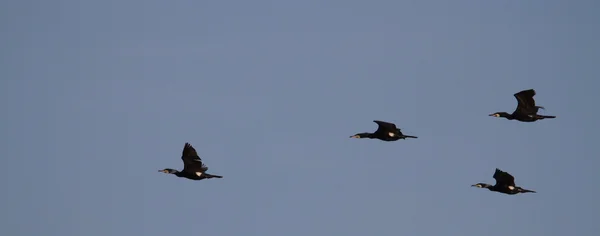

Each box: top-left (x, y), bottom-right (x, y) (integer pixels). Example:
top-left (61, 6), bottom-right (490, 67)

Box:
top-left (350, 135), bottom-right (359, 138)
top-left (488, 114), bottom-right (495, 116)
top-left (158, 170), bottom-right (165, 173)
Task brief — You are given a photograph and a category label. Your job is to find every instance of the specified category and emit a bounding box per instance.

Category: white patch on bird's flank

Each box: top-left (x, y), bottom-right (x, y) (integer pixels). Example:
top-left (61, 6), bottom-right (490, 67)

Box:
top-left (195, 172), bottom-right (203, 177)
top-left (508, 186), bottom-right (515, 190)
top-left (388, 132), bottom-right (395, 137)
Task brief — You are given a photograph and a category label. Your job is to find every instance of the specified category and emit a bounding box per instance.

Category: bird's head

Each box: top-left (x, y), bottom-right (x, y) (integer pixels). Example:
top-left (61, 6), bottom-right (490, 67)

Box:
top-left (489, 112), bottom-right (510, 118)
top-left (159, 168), bottom-right (178, 174)
top-left (471, 183), bottom-right (492, 189)
top-left (350, 133), bottom-right (371, 139)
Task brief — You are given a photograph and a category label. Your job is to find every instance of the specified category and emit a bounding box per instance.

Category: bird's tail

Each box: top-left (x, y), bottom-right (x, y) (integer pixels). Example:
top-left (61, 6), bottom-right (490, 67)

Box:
top-left (521, 188), bottom-right (536, 193)
top-left (206, 174), bottom-right (223, 179)
top-left (403, 135), bottom-right (418, 139)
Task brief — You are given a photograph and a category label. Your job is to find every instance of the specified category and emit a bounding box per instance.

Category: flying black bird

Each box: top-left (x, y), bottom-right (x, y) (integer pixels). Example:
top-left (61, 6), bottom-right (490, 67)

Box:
top-left (489, 89), bottom-right (556, 122)
top-left (471, 168), bottom-right (536, 195)
top-left (159, 142), bottom-right (223, 180)
top-left (350, 120), bottom-right (418, 141)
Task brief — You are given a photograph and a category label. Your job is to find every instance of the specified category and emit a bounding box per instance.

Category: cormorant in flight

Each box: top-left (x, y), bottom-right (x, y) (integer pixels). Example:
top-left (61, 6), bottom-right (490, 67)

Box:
top-left (489, 89), bottom-right (556, 122)
top-left (159, 142), bottom-right (223, 180)
top-left (471, 168), bottom-right (536, 195)
top-left (350, 120), bottom-right (417, 142)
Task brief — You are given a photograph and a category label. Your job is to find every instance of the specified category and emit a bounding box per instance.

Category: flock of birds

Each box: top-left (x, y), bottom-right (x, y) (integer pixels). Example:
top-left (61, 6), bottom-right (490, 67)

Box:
top-left (159, 88), bottom-right (555, 195)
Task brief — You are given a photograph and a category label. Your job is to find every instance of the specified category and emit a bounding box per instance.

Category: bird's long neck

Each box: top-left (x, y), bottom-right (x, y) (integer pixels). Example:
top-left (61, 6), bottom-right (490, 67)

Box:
top-left (501, 112), bottom-right (514, 119)
top-left (169, 170), bottom-right (185, 177)
top-left (362, 133), bottom-right (376, 138)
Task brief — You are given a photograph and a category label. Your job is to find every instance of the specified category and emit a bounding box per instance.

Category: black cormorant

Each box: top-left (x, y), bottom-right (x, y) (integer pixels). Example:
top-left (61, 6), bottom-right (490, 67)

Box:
top-left (350, 120), bottom-right (418, 142)
top-left (489, 89), bottom-right (556, 122)
top-left (159, 142), bottom-right (223, 180)
top-left (471, 168), bottom-right (536, 195)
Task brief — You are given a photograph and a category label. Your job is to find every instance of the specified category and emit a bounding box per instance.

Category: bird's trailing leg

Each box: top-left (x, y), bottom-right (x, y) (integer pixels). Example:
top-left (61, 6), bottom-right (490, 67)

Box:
top-left (537, 115), bottom-right (556, 119)
top-left (205, 173), bottom-right (223, 179)
top-left (518, 187), bottom-right (536, 193)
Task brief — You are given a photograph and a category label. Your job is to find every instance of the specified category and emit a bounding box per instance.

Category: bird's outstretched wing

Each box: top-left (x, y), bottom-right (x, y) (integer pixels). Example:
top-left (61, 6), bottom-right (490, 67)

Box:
top-left (493, 168), bottom-right (516, 187)
top-left (373, 120), bottom-right (398, 134)
top-left (513, 89), bottom-right (541, 114)
top-left (181, 143), bottom-right (208, 172)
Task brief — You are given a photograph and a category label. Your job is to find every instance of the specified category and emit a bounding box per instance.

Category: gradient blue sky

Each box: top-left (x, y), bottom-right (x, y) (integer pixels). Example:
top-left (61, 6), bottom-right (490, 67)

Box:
top-left (1, 0), bottom-right (599, 235)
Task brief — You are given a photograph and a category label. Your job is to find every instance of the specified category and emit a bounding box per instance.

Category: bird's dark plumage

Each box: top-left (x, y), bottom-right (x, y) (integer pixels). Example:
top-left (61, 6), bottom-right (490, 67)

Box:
top-left (472, 168), bottom-right (536, 195)
top-left (159, 142), bottom-right (223, 181)
top-left (350, 120), bottom-right (418, 142)
top-left (489, 89), bottom-right (556, 122)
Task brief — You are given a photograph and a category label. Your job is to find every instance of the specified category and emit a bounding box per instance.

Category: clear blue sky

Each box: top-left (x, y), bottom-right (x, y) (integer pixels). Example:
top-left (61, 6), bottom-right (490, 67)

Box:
top-left (1, 0), bottom-right (599, 235)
